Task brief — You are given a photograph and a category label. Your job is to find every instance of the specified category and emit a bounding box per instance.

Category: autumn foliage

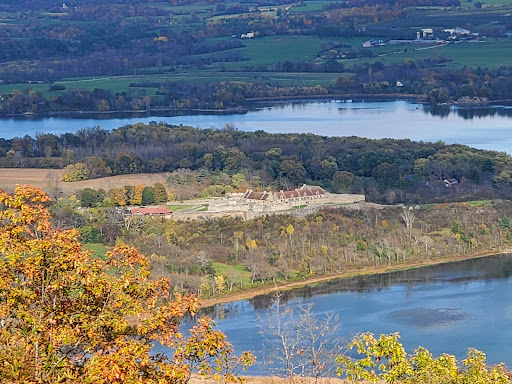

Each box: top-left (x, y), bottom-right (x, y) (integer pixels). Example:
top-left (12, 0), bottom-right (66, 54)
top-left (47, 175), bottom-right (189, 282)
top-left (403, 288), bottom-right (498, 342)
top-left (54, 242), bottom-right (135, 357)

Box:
top-left (0, 185), bottom-right (252, 383)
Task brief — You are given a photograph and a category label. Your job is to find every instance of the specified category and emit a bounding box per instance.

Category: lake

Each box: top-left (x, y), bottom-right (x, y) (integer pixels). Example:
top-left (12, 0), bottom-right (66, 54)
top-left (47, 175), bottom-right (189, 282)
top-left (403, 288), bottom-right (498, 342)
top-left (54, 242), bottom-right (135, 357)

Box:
top-left (185, 254), bottom-right (512, 375)
top-left (2, 100), bottom-right (512, 153)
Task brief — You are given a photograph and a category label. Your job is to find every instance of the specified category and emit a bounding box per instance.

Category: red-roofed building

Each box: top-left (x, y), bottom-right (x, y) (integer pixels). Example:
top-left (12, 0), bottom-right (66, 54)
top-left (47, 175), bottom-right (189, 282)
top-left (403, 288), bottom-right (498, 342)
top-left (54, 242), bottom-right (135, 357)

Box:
top-left (275, 185), bottom-right (325, 202)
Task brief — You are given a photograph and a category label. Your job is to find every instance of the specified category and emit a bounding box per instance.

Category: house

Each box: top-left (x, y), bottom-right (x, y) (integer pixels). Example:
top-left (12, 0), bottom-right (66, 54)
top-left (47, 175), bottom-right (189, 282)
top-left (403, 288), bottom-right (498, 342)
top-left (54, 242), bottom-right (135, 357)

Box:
top-left (241, 32), bottom-right (255, 39)
top-left (275, 185), bottom-right (326, 202)
top-left (444, 28), bottom-right (471, 36)
top-left (243, 184), bottom-right (326, 204)
top-left (421, 28), bottom-right (434, 39)
top-left (129, 207), bottom-right (172, 217)
top-left (362, 39), bottom-right (386, 48)
top-left (443, 178), bottom-right (459, 187)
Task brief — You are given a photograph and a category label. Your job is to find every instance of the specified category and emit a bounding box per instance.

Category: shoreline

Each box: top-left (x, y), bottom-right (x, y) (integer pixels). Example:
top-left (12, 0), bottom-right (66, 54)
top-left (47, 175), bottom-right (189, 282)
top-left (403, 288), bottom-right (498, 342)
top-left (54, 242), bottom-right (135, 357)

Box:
top-left (2, 94), bottom-right (511, 120)
top-left (200, 248), bottom-right (512, 308)
top-left (0, 94), bottom-right (417, 119)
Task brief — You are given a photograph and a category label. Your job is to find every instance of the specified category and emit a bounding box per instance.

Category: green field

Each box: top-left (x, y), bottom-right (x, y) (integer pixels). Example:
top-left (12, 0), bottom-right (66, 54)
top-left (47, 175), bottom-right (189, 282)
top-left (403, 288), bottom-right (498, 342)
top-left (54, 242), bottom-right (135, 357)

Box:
top-left (83, 243), bottom-right (109, 261)
top-left (288, 1), bottom-right (334, 12)
top-left (212, 262), bottom-right (252, 285)
top-left (0, 70), bottom-right (342, 97)
top-left (235, 35), bottom-right (328, 65)
top-left (167, 204), bottom-right (194, 210)
top-left (347, 38), bottom-right (512, 69)
top-left (2, 35), bottom-right (510, 99)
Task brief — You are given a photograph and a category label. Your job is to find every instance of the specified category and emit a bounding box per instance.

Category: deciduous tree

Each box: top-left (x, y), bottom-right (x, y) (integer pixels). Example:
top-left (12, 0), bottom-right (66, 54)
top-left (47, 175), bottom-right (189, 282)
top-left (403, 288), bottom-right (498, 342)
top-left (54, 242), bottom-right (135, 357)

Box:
top-left (337, 332), bottom-right (510, 384)
top-left (0, 185), bottom-right (252, 383)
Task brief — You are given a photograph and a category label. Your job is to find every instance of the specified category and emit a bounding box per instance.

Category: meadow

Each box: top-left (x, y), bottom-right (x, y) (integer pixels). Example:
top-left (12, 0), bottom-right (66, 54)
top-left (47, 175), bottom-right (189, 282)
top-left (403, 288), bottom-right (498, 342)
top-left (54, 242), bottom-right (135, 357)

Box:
top-left (1, 0), bottom-right (511, 109)
top-left (0, 168), bottom-right (169, 194)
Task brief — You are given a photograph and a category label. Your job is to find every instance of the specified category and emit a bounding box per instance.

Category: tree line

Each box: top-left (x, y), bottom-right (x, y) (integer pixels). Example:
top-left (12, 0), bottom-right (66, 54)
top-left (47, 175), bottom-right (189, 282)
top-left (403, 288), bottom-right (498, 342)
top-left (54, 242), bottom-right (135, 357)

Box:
top-left (3, 62), bottom-right (512, 115)
top-left (3, 123), bottom-right (512, 204)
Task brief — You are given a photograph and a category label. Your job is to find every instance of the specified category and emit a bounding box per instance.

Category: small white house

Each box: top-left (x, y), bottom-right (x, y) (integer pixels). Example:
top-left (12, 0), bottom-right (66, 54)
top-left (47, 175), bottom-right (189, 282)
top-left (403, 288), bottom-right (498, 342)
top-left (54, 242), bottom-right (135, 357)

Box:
top-left (419, 28), bottom-right (434, 39)
top-left (241, 32), bottom-right (255, 39)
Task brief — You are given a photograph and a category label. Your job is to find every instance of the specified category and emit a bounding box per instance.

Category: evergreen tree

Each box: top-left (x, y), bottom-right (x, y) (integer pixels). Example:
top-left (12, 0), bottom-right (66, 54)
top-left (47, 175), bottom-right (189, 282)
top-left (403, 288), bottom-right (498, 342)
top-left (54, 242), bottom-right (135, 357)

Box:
top-left (142, 186), bottom-right (155, 205)
top-left (154, 182), bottom-right (168, 204)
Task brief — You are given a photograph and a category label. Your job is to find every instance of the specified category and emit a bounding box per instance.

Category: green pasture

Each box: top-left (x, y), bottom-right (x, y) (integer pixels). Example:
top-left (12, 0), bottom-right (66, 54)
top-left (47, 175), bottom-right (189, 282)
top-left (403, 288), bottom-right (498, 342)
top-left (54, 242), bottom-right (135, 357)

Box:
top-left (0, 70), bottom-right (342, 97)
top-left (235, 35), bottom-right (328, 65)
top-left (152, 3), bottom-right (214, 14)
top-left (288, 1), bottom-right (334, 13)
top-left (212, 262), bottom-right (252, 285)
top-left (347, 38), bottom-right (512, 69)
top-left (167, 204), bottom-right (193, 210)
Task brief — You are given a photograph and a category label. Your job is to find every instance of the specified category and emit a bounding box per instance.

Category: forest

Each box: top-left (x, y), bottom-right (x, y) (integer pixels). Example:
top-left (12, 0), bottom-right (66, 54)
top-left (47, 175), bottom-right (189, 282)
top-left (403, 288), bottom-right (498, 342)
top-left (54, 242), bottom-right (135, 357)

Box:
top-left (2, 123), bottom-right (512, 204)
top-left (0, 0), bottom-right (512, 115)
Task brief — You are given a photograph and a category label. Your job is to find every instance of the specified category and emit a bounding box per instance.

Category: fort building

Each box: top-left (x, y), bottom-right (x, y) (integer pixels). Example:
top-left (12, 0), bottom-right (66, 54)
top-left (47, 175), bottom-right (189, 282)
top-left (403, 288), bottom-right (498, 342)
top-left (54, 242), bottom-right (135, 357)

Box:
top-left (208, 185), bottom-right (365, 213)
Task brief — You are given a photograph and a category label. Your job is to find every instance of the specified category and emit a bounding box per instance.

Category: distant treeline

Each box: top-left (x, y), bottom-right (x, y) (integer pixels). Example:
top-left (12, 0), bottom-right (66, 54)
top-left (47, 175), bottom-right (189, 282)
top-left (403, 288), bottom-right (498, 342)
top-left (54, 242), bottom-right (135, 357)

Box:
top-left (325, 0), bottom-right (460, 9)
top-left (2, 123), bottom-right (512, 204)
top-left (0, 0), bottom-right (500, 83)
top-left (2, 62), bottom-right (512, 115)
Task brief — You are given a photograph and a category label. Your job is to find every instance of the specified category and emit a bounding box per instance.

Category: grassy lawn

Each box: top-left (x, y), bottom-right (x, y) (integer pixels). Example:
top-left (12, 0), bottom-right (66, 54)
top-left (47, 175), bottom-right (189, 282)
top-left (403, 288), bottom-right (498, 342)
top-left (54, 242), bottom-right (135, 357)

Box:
top-left (167, 204), bottom-right (193, 210)
top-left (236, 35), bottom-right (328, 65)
top-left (212, 262), bottom-right (252, 285)
top-left (83, 243), bottom-right (109, 261)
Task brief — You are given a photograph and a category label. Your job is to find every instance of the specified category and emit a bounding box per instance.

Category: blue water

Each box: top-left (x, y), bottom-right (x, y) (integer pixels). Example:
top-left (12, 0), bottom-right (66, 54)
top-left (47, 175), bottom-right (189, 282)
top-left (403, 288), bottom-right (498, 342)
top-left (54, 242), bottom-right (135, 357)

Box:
top-left (1, 100), bottom-right (512, 153)
top-left (186, 254), bottom-right (512, 374)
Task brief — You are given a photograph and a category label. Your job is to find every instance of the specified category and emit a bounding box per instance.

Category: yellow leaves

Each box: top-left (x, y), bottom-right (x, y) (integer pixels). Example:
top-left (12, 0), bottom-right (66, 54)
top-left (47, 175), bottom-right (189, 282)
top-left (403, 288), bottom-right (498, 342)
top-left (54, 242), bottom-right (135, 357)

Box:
top-left (0, 186), bottom-right (252, 384)
top-left (245, 239), bottom-right (258, 251)
top-left (338, 333), bottom-right (511, 384)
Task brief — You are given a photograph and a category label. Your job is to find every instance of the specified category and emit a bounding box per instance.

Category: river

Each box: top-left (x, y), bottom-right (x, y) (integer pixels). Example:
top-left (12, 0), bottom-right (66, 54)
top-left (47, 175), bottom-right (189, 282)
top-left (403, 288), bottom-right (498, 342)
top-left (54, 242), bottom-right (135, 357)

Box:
top-left (181, 254), bottom-right (512, 375)
top-left (2, 100), bottom-right (512, 153)
top-left (4, 100), bottom-right (512, 373)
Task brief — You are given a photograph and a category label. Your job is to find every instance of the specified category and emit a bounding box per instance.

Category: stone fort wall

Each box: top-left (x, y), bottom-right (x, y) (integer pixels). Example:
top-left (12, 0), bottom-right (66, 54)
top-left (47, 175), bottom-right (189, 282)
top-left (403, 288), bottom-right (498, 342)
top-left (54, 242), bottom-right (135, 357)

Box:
top-left (208, 192), bottom-right (365, 213)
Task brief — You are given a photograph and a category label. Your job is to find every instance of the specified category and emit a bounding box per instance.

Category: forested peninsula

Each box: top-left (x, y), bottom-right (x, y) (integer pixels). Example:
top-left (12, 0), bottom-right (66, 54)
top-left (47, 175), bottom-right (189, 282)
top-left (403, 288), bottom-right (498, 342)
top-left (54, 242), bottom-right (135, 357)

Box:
top-left (2, 123), bottom-right (512, 205)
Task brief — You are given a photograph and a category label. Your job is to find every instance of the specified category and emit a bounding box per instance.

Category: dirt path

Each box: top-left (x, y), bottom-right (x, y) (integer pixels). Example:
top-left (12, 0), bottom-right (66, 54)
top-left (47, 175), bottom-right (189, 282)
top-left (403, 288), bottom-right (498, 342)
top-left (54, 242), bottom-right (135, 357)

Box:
top-left (201, 248), bottom-right (512, 308)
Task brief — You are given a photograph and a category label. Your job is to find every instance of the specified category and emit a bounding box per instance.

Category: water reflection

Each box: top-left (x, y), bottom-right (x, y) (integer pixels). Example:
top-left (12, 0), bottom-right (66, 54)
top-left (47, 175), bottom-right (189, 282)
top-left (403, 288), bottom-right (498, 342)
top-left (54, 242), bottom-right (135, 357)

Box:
top-left (215, 254), bottom-right (512, 312)
top-left (423, 104), bottom-right (512, 119)
top-left (191, 254), bottom-right (512, 373)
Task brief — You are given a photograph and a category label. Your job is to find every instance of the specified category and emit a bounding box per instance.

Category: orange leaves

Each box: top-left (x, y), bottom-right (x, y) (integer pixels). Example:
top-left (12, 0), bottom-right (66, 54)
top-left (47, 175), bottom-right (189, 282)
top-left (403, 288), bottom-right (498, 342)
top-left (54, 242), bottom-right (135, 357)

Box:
top-left (0, 186), bottom-right (252, 383)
